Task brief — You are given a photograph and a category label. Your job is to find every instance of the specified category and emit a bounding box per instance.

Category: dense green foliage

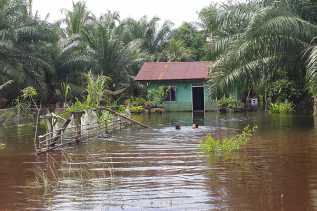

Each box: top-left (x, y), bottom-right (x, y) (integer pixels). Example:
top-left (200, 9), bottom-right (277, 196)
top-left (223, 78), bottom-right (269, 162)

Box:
top-left (0, 0), bottom-right (211, 107)
top-left (217, 96), bottom-right (240, 110)
top-left (269, 102), bottom-right (294, 113)
top-left (201, 126), bottom-right (257, 153)
top-left (204, 0), bottom-right (317, 112)
top-left (1, 0), bottom-right (317, 114)
top-left (98, 110), bottom-right (113, 126)
top-left (127, 97), bottom-right (147, 106)
top-left (129, 105), bottom-right (145, 113)
top-left (146, 86), bottom-right (167, 106)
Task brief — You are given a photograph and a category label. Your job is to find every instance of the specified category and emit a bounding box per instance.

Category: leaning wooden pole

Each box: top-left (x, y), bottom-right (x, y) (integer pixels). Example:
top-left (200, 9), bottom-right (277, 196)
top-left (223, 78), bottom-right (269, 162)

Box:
top-left (33, 104), bottom-right (41, 153)
top-left (104, 108), bottom-right (151, 129)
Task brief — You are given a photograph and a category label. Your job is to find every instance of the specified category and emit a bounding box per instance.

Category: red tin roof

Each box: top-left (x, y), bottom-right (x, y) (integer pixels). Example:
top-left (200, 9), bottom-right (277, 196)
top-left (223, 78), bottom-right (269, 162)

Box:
top-left (135, 62), bottom-right (212, 81)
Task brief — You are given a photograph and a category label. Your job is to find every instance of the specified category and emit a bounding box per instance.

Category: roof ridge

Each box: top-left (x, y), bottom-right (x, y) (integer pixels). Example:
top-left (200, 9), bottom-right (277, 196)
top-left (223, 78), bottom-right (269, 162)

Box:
top-left (135, 61), bottom-right (212, 81)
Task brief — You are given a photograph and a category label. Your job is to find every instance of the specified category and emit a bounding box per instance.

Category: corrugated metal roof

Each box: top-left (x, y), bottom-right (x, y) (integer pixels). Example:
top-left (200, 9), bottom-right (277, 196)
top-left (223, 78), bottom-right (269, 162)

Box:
top-left (135, 62), bottom-right (212, 81)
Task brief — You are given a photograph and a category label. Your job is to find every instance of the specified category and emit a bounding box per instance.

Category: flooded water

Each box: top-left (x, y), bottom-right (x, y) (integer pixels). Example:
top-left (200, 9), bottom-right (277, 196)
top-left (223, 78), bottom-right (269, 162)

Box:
top-left (1, 112), bottom-right (317, 210)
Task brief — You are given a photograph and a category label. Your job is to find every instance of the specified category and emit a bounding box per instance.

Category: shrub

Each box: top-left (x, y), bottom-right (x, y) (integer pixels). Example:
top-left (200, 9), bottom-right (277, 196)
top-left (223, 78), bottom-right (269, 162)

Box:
top-left (84, 71), bottom-right (110, 108)
top-left (98, 111), bottom-right (113, 125)
top-left (66, 100), bottom-right (92, 113)
top-left (14, 86), bottom-right (38, 118)
top-left (147, 86), bottom-right (167, 106)
top-left (201, 125), bottom-right (257, 153)
top-left (217, 96), bottom-right (239, 110)
top-left (115, 105), bottom-right (126, 113)
top-left (128, 97), bottom-right (147, 106)
top-left (22, 86), bottom-right (38, 99)
top-left (129, 105), bottom-right (145, 113)
top-left (269, 80), bottom-right (299, 103)
top-left (269, 102), bottom-right (294, 113)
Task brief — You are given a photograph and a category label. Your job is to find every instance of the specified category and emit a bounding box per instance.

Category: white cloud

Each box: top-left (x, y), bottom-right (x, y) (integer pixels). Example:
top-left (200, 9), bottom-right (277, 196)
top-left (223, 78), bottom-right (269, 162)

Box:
top-left (33, 0), bottom-right (227, 25)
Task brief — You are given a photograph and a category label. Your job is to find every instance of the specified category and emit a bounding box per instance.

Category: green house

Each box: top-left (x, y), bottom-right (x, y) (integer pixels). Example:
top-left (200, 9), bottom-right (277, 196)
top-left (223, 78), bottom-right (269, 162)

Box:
top-left (135, 62), bottom-right (217, 112)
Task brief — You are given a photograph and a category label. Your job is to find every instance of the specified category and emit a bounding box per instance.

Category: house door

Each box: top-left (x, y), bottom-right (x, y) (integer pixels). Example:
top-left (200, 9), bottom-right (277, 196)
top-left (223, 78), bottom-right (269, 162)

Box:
top-left (192, 86), bottom-right (204, 112)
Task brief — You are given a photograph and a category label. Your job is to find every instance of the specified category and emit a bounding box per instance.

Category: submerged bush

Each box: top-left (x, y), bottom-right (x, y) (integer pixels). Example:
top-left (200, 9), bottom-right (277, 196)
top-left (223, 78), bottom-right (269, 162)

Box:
top-left (84, 71), bottom-right (110, 108)
top-left (217, 96), bottom-right (240, 110)
top-left (128, 97), bottom-right (147, 106)
top-left (129, 105), bottom-right (145, 113)
top-left (201, 126), bottom-right (257, 153)
top-left (115, 105), bottom-right (126, 113)
top-left (98, 111), bottom-right (113, 125)
top-left (269, 102), bottom-right (294, 113)
top-left (66, 100), bottom-right (92, 113)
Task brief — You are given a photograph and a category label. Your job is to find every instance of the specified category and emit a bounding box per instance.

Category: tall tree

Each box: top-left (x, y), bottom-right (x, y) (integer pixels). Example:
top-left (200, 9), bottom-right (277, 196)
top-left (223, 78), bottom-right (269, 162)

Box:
top-left (0, 0), bottom-right (58, 102)
top-left (204, 1), bottom-right (317, 111)
top-left (163, 38), bottom-right (192, 61)
top-left (120, 16), bottom-right (173, 60)
top-left (170, 22), bottom-right (208, 60)
top-left (63, 1), bottom-right (93, 36)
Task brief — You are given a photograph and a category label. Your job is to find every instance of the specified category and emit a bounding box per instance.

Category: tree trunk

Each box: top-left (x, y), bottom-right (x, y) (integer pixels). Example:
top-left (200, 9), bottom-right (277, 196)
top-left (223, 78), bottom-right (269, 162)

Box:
top-left (264, 90), bottom-right (269, 112)
top-left (313, 96), bottom-right (317, 116)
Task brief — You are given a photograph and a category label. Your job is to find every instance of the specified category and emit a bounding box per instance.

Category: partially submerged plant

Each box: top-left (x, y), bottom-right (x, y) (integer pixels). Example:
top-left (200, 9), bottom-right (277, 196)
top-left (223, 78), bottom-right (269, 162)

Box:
top-left (98, 111), bottom-right (113, 126)
top-left (269, 102), bottom-right (294, 113)
top-left (66, 100), bottom-right (92, 113)
top-left (14, 87), bottom-right (38, 124)
top-left (61, 82), bottom-right (71, 108)
top-left (32, 151), bottom-right (115, 190)
top-left (217, 96), bottom-right (239, 110)
top-left (129, 105), bottom-right (145, 113)
top-left (201, 125), bottom-right (257, 153)
top-left (20, 86), bottom-right (41, 152)
top-left (127, 97), bottom-right (147, 106)
top-left (63, 72), bottom-right (110, 114)
top-left (84, 71), bottom-right (110, 108)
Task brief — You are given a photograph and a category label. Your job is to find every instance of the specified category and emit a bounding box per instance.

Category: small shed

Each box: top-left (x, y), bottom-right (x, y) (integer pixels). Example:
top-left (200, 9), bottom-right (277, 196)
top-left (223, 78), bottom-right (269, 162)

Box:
top-left (135, 62), bottom-right (217, 112)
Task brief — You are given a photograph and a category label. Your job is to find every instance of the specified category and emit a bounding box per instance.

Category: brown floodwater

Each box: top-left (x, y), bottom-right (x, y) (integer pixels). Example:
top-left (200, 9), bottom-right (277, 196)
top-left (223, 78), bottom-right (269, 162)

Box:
top-left (1, 112), bottom-right (317, 210)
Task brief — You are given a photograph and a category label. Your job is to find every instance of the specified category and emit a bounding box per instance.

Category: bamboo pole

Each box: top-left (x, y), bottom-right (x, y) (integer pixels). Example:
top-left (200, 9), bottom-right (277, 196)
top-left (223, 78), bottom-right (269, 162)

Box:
top-left (104, 108), bottom-right (151, 129)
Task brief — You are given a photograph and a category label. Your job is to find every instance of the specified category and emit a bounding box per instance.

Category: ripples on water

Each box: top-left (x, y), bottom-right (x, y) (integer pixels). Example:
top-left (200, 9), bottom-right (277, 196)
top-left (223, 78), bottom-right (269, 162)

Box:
top-left (1, 112), bottom-right (317, 210)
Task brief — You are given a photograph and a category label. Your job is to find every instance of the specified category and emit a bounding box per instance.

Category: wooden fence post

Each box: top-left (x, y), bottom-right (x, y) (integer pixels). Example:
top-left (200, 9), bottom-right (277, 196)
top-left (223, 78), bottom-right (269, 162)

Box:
top-left (72, 111), bottom-right (84, 144)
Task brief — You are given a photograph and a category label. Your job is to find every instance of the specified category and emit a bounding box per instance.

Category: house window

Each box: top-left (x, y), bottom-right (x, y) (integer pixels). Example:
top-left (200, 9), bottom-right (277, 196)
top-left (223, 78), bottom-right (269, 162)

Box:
top-left (165, 86), bottom-right (176, 102)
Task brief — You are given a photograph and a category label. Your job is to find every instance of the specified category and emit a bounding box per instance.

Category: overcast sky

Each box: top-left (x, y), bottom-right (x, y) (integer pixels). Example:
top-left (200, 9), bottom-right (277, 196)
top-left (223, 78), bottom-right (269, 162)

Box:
top-left (33, 0), bottom-right (227, 26)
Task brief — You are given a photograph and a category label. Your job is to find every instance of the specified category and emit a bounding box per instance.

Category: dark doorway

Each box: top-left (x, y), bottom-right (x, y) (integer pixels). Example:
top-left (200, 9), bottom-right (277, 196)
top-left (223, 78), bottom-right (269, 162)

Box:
top-left (192, 86), bottom-right (204, 112)
top-left (193, 111), bottom-right (205, 125)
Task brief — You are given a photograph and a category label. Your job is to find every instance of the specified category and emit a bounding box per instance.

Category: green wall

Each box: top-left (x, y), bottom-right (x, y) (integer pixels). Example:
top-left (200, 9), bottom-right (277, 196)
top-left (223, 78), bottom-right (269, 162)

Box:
top-left (148, 80), bottom-right (217, 112)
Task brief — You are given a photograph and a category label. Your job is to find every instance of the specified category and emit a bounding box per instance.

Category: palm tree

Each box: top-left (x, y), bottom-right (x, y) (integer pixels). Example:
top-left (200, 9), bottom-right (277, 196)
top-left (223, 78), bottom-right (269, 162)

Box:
top-left (55, 1), bottom-right (94, 98)
top-left (163, 38), bottom-right (192, 61)
top-left (0, 0), bottom-right (58, 102)
top-left (59, 11), bottom-right (134, 92)
top-left (120, 16), bottom-right (173, 59)
top-left (86, 12), bottom-right (133, 87)
top-left (62, 1), bottom-right (94, 36)
top-left (207, 1), bottom-right (317, 111)
top-left (170, 22), bottom-right (208, 60)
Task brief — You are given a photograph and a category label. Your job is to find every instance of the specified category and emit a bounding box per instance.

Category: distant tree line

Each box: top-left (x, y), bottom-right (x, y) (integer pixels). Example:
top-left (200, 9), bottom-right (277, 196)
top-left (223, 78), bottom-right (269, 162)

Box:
top-left (1, 0), bottom-right (317, 113)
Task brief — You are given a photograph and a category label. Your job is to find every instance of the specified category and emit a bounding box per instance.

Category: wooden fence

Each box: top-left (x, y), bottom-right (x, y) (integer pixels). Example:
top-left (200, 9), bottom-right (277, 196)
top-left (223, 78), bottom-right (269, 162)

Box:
top-left (36, 108), bottom-right (150, 154)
